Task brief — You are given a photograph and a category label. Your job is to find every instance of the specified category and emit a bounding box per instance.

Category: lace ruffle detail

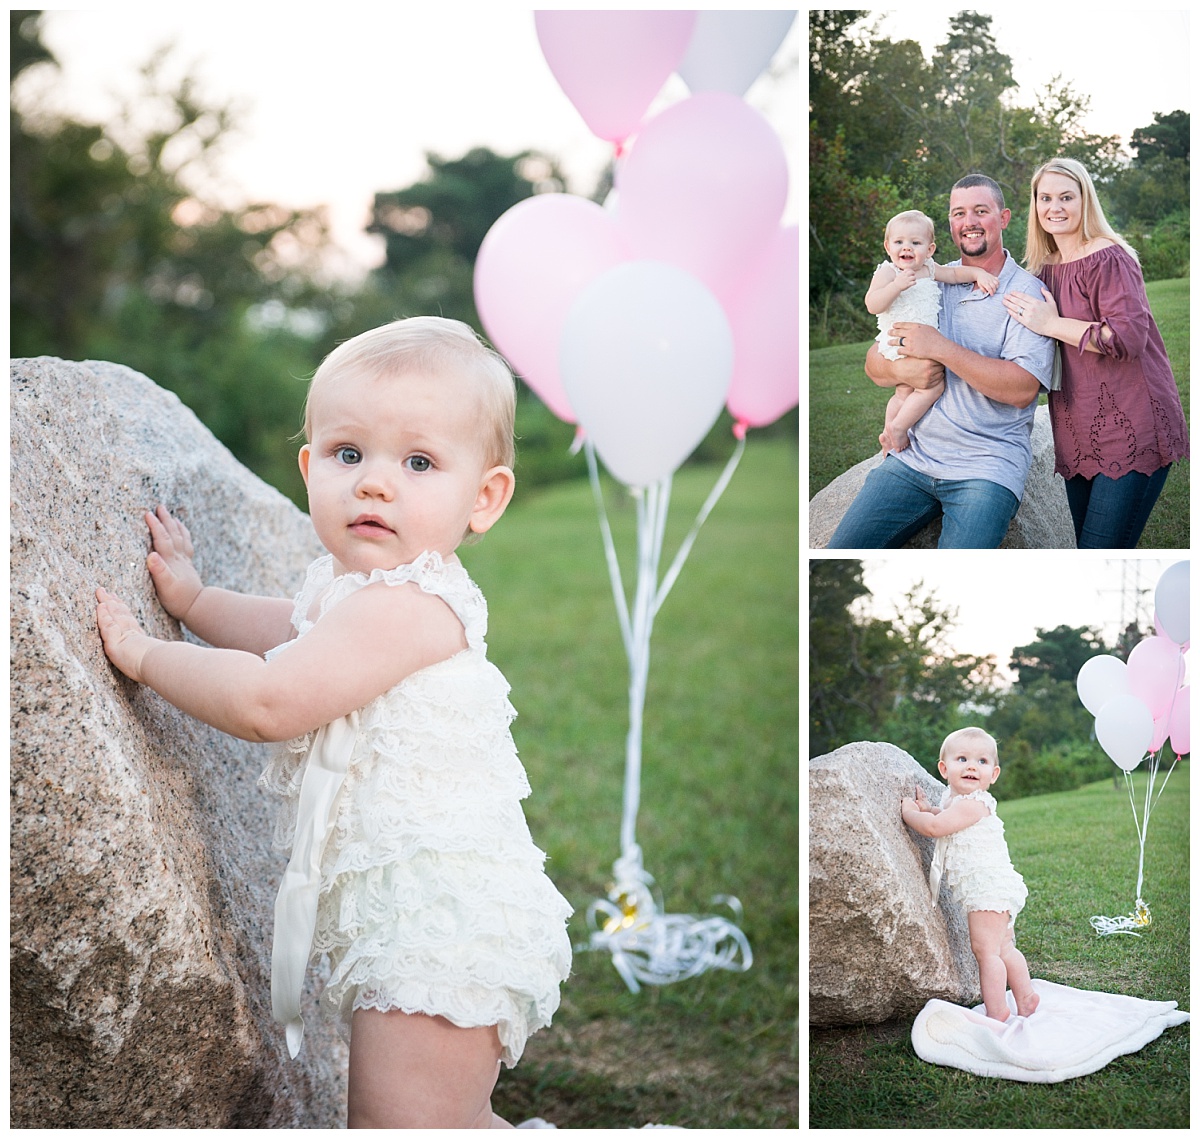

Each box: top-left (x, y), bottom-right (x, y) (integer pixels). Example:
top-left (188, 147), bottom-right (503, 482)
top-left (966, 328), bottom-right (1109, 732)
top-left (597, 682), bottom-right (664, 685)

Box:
top-left (258, 554), bottom-right (572, 1062)
top-left (938, 789), bottom-right (1027, 930)
top-left (874, 265), bottom-right (941, 362)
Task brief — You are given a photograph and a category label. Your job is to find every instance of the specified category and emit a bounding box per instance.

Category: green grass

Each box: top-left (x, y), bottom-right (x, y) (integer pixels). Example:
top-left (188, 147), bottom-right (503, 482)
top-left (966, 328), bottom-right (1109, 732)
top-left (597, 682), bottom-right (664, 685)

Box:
top-left (810, 764), bottom-right (1190, 1129)
top-left (459, 438), bottom-right (800, 1128)
top-left (808, 277), bottom-right (1190, 548)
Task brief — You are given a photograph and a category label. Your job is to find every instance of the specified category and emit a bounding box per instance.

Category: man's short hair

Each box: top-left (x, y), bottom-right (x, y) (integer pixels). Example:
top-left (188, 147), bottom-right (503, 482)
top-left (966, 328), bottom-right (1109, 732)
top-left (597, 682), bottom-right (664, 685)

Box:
top-left (951, 173), bottom-right (1005, 212)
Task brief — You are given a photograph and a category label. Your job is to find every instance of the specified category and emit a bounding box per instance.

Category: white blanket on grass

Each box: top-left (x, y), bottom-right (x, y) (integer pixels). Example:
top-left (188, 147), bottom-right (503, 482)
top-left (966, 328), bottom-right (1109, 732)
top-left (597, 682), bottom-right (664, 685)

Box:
top-left (912, 979), bottom-right (1189, 1083)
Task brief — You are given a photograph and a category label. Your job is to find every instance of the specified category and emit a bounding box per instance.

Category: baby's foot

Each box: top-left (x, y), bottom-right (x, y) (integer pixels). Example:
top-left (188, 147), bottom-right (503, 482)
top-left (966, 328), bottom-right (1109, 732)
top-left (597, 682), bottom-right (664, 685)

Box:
top-left (1015, 988), bottom-right (1040, 1018)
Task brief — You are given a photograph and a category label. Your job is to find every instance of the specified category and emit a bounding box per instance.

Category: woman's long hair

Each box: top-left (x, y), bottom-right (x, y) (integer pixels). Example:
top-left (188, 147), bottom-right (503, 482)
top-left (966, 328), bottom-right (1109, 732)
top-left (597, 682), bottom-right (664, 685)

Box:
top-left (1024, 157), bottom-right (1139, 274)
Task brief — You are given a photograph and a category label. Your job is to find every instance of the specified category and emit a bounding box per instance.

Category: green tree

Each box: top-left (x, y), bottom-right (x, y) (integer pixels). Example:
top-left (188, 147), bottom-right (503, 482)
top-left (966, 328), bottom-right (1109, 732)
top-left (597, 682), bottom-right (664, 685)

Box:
top-left (1008, 624), bottom-right (1107, 688)
top-left (11, 13), bottom-right (335, 504)
top-left (809, 560), bottom-right (998, 763)
top-left (1131, 110), bottom-right (1190, 163)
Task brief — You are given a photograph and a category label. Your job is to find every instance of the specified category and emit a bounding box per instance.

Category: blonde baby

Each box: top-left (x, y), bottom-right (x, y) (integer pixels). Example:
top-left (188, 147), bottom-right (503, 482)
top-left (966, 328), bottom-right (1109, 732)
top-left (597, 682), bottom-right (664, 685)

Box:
top-left (97, 316), bottom-right (572, 1128)
top-left (865, 210), bottom-right (1000, 452)
top-left (900, 727), bottom-right (1038, 1022)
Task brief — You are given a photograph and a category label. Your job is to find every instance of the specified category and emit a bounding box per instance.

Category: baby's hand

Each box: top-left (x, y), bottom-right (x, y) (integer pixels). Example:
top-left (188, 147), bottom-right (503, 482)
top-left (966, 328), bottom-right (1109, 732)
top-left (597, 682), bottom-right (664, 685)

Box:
top-left (974, 270), bottom-right (1000, 296)
top-left (900, 796), bottom-right (918, 819)
top-left (145, 506), bottom-right (203, 622)
top-left (915, 785), bottom-right (932, 812)
top-left (96, 588), bottom-right (154, 683)
top-left (895, 268), bottom-right (917, 291)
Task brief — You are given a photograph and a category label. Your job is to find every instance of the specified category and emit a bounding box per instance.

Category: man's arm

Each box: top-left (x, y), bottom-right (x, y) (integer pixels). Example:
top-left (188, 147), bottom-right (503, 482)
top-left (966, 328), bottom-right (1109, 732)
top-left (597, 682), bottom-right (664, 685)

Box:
top-left (865, 341), bottom-right (945, 391)
top-left (887, 322), bottom-right (1041, 408)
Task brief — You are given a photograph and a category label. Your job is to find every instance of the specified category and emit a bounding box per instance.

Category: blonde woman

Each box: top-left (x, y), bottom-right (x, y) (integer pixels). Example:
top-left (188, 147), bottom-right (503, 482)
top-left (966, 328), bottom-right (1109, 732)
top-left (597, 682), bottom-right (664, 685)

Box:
top-left (1002, 158), bottom-right (1188, 548)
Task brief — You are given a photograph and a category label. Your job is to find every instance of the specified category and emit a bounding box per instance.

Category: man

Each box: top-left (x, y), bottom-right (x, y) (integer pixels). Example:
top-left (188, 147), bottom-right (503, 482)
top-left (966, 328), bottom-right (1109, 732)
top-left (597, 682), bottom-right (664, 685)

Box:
top-left (828, 174), bottom-right (1056, 548)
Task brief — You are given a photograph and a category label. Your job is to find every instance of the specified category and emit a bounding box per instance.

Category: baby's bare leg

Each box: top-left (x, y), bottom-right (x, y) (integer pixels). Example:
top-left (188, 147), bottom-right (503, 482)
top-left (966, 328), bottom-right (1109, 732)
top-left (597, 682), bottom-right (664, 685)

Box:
top-left (968, 909), bottom-right (1012, 1021)
top-left (880, 384), bottom-right (914, 452)
top-left (348, 1009), bottom-right (506, 1129)
top-left (1001, 932), bottom-right (1039, 1017)
top-left (886, 378), bottom-right (945, 451)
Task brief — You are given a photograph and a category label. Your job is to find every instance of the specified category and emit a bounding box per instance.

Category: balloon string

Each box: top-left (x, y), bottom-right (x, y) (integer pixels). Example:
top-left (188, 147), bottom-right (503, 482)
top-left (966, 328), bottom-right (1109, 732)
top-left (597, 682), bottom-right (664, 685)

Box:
top-left (655, 433), bottom-right (745, 615)
top-left (584, 438), bottom-right (632, 658)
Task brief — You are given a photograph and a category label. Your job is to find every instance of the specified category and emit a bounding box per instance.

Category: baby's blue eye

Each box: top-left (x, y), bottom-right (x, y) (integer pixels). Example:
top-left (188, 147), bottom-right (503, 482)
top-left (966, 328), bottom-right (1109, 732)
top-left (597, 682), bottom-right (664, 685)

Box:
top-left (406, 455), bottom-right (432, 473)
top-left (335, 446), bottom-right (362, 465)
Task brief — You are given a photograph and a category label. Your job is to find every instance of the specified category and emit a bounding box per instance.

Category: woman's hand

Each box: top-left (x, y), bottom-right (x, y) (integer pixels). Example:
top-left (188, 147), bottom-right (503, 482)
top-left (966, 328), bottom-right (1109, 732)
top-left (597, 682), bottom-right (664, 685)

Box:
top-left (1002, 287), bottom-right (1059, 334)
top-left (96, 588), bottom-right (156, 683)
top-left (145, 506), bottom-right (204, 622)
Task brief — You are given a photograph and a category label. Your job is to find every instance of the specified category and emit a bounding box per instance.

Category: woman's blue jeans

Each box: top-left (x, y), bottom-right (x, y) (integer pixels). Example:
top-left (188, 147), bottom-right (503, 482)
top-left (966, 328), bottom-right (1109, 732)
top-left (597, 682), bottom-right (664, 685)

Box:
top-left (827, 454), bottom-right (1019, 549)
top-left (1064, 465), bottom-right (1171, 549)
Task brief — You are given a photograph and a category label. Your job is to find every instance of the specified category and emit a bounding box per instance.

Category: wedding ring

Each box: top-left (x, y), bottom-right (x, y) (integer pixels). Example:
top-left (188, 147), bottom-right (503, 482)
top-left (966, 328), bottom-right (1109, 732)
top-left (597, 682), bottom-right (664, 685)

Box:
top-left (1019, 307), bottom-right (1025, 316)
top-left (899, 337), bottom-right (905, 346)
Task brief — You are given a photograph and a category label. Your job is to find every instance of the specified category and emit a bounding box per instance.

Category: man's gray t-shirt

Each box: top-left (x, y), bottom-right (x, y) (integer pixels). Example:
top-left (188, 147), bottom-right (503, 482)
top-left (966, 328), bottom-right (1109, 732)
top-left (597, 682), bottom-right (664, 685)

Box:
top-left (896, 250), bottom-right (1056, 499)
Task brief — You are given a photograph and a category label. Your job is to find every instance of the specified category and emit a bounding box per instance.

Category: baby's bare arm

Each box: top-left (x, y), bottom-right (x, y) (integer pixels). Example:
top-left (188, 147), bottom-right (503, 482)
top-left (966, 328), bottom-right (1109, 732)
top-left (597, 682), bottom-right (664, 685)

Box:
top-left (903, 796), bottom-right (987, 837)
top-left (931, 262), bottom-right (999, 295)
top-left (145, 506), bottom-right (294, 654)
top-left (97, 580), bottom-right (464, 742)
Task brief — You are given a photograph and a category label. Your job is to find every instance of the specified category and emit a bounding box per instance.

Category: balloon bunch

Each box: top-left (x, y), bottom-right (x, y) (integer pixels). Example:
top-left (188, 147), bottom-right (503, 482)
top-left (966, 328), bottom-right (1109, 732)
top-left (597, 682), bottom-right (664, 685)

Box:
top-left (475, 11), bottom-right (796, 992)
top-left (1076, 561), bottom-right (1190, 936)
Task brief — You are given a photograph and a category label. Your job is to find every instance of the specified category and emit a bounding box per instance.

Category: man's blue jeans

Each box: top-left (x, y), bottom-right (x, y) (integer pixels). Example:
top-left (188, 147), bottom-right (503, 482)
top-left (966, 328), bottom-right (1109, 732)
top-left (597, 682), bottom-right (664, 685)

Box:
top-left (827, 454), bottom-right (1019, 549)
top-left (1065, 465), bottom-right (1170, 549)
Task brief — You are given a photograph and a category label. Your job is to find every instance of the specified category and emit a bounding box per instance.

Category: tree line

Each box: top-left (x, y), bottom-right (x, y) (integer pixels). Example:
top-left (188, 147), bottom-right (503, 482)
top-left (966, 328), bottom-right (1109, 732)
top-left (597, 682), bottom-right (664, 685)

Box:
top-left (810, 10), bottom-right (1190, 348)
top-left (809, 560), bottom-right (1154, 799)
top-left (12, 12), bottom-right (793, 507)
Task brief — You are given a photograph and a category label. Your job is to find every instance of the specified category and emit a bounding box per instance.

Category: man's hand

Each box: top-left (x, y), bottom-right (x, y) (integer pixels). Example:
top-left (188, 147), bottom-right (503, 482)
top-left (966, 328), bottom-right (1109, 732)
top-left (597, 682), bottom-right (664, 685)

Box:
top-left (888, 321), bottom-right (949, 363)
top-left (866, 342), bottom-right (946, 392)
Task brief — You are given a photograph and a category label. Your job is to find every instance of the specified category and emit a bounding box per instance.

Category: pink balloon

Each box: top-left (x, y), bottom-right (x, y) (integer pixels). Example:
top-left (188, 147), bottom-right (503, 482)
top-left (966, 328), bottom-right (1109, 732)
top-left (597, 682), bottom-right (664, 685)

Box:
top-left (1150, 711), bottom-right (1170, 753)
top-left (722, 224), bottom-right (798, 430)
top-left (1127, 636), bottom-right (1185, 719)
top-left (474, 194), bottom-right (632, 423)
top-left (615, 91), bottom-right (789, 297)
top-left (534, 11), bottom-right (697, 144)
top-left (1168, 686), bottom-right (1190, 754)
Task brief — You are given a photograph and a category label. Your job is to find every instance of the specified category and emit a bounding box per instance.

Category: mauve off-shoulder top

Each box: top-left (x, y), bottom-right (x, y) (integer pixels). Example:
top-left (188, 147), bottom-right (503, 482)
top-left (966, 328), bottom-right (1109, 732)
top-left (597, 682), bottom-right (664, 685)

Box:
top-left (1040, 244), bottom-right (1188, 480)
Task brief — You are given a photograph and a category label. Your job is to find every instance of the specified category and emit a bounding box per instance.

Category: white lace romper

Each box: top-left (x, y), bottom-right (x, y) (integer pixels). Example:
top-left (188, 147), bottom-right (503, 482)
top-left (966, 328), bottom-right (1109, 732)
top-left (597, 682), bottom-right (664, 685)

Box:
top-left (873, 261), bottom-right (942, 361)
top-left (260, 551), bottom-right (573, 1067)
top-left (935, 788), bottom-right (1028, 933)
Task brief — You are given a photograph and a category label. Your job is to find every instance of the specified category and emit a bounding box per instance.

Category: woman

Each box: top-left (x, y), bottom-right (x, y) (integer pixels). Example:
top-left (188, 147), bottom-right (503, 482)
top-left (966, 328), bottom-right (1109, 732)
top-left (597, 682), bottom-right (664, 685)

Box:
top-left (1002, 157), bottom-right (1188, 548)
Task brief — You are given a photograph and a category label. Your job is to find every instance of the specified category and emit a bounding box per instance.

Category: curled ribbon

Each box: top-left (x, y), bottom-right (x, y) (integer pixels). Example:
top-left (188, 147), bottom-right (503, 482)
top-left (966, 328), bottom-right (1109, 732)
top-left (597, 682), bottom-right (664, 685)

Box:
top-left (581, 845), bottom-right (752, 994)
top-left (1090, 897), bottom-right (1153, 938)
top-left (271, 710), bottom-right (359, 1057)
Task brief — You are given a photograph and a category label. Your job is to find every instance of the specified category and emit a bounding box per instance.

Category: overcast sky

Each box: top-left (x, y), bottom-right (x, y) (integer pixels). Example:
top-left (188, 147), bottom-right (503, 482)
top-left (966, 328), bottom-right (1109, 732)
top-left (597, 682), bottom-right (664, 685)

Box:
top-left (866, 8), bottom-right (1190, 149)
top-left (853, 554), bottom-right (1189, 686)
top-left (25, 7), bottom-right (799, 279)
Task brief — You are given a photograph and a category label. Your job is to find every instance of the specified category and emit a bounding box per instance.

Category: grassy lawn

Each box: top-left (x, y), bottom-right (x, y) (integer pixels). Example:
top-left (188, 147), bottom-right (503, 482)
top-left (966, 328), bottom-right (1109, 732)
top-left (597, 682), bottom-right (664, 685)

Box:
top-left (810, 764), bottom-right (1190, 1129)
top-left (460, 438), bottom-right (800, 1128)
top-left (808, 277), bottom-right (1190, 548)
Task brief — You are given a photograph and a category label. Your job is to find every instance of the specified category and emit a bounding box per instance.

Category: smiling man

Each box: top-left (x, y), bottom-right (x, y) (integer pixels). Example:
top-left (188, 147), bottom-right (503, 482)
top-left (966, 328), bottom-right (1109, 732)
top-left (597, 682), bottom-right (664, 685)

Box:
top-left (828, 174), bottom-right (1057, 549)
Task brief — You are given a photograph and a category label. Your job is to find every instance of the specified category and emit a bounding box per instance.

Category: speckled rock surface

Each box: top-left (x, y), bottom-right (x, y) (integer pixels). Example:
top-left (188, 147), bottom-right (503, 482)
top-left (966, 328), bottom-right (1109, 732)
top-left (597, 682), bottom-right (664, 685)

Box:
top-left (808, 404), bottom-right (1075, 548)
top-left (10, 357), bottom-right (344, 1127)
top-left (809, 742), bottom-right (980, 1026)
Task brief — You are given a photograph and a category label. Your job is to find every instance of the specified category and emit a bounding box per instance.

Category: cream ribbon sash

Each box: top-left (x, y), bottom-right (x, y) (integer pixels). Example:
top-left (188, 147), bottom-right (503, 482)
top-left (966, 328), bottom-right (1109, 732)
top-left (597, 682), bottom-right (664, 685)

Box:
top-left (271, 710), bottom-right (359, 1058)
top-left (928, 835), bottom-right (948, 907)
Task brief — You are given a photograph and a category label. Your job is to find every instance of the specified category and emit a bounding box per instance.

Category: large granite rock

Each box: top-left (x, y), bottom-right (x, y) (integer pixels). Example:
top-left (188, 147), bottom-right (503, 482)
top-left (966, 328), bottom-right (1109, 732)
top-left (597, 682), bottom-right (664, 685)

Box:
top-left (809, 405), bottom-right (1075, 548)
top-left (10, 358), bottom-right (344, 1127)
top-left (809, 742), bottom-right (979, 1026)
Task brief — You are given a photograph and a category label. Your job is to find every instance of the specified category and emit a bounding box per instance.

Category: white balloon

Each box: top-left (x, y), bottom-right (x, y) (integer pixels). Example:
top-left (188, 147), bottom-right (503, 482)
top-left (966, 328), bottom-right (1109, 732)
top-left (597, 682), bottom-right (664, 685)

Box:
top-left (1076, 654), bottom-right (1130, 716)
top-left (1154, 560), bottom-right (1190, 645)
top-left (677, 10), bottom-right (797, 96)
top-left (1095, 694), bottom-right (1154, 771)
top-left (560, 261), bottom-right (733, 488)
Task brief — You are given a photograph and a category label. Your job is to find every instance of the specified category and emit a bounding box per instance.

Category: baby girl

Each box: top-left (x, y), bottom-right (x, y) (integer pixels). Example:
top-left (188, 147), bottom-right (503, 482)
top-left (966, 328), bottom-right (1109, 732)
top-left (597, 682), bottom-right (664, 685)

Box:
top-left (901, 727), bottom-right (1039, 1022)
